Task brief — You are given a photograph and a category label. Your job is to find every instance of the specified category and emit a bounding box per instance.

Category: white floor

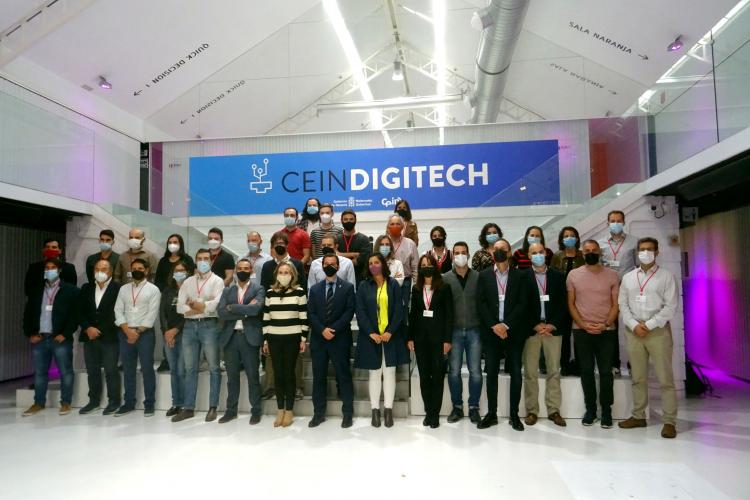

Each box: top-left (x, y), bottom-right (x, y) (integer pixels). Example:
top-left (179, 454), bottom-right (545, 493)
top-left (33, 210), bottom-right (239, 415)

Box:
top-left (2, 370), bottom-right (749, 500)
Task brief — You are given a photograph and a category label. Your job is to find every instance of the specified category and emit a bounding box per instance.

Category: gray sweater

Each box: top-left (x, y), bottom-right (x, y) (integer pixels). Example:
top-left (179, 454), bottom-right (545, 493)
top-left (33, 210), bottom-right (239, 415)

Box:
top-left (442, 268), bottom-right (480, 330)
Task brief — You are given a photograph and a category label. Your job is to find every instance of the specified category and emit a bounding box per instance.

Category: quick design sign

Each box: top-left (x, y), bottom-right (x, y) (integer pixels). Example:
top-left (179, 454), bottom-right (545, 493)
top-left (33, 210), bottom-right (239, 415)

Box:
top-left (188, 140), bottom-right (560, 216)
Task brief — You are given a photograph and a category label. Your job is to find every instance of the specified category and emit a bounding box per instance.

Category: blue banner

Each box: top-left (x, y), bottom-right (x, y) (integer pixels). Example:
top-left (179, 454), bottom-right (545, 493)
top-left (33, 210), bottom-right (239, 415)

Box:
top-left (188, 140), bottom-right (559, 216)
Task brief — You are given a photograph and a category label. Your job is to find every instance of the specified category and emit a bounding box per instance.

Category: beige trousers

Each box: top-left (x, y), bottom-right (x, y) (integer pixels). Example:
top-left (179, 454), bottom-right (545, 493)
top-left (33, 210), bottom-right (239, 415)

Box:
top-left (523, 334), bottom-right (562, 415)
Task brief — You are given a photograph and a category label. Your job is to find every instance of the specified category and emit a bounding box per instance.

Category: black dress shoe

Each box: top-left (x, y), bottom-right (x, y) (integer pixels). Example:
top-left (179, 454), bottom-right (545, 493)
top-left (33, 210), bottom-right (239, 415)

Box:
top-left (468, 408), bottom-right (480, 423)
top-left (171, 409), bottom-right (194, 422)
top-left (371, 409), bottom-right (381, 428)
top-left (383, 408), bottom-right (394, 428)
top-left (166, 406), bottom-right (181, 417)
top-left (103, 402), bottom-right (119, 416)
top-left (249, 413), bottom-right (261, 425)
top-left (429, 415), bottom-right (439, 429)
top-left (447, 407), bottom-right (464, 423)
top-left (157, 359), bottom-right (170, 373)
top-left (510, 417), bottom-right (525, 431)
top-left (218, 412), bottom-right (237, 424)
top-left (477, 413), bottom-right (499, 429)
top-left (308, 415), bottom-right (326, 428)
top-left (423, 417), bottom-right (430, 426)
top-left (341, 415), bottom-right (353, 428)
top-left (205, 407), bottom-right (218, 422)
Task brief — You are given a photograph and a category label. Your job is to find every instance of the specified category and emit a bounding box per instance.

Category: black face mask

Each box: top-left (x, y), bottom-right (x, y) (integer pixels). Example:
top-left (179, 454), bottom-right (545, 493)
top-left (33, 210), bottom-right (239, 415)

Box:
top-left (396, 208), bottom-right (409, 219)
top-left (584, 252), bottom-right (600, 265)
top-left (342, 221), bottom-right (356, 231)
top-left (493, 249), bottom-right (509, 263)
top-left (236, 271), bottom-right (252, 282)
top-left (431, 237), bottom-right (445, 248)
top-left (323, 265), bottom-right (338, 277)
top-left (274, 245), bottom-right (287, 256)
top-left (419, 266), bottom-right (435, 278)
top-left (131, 270), bottom-right (146, 281)
top-left (321, 246), bottom-right (335, 255)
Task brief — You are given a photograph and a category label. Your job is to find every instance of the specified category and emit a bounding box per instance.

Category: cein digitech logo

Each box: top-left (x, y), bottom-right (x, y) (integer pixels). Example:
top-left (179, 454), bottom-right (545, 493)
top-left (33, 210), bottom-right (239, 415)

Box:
top-left (249, 158), bottom-right (272, 194)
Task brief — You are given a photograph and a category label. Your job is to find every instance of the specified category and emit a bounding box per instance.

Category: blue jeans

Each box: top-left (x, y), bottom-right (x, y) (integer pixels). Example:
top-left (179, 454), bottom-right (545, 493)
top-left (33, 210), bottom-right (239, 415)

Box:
top-left (32, 336), bottom-right (74, 406)
top-left (448, 327), bottom-right (482, 409)
top-left (182, 319), bottom-right (221, 409)
top-left (119, 329), bottom-right (156, 407)
top-left (164, 332), bottom-right (185, 408)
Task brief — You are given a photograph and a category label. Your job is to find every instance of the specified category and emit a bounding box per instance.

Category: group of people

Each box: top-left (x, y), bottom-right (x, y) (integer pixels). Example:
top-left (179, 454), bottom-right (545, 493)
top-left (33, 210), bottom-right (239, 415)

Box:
top-left (21, 200), bottom-right (680, 438)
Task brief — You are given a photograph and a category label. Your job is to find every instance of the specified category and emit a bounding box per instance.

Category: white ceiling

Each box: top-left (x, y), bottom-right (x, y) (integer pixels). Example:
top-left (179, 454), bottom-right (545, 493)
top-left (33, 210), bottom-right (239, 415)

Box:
top-left (0, 0), bottom-right (740, 141)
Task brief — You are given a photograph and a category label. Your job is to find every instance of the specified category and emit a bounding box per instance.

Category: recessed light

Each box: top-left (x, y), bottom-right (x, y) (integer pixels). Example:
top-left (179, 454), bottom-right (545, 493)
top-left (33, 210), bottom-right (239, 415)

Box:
top-left (98, 76), bottom-right (112, 90)
top-left (667, 36), bottom-right (684, 52)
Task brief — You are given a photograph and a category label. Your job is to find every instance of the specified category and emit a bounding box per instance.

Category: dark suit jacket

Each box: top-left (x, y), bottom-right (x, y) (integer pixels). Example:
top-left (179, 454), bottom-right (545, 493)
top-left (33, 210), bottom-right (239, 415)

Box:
top-left (24, 261), bottom-right (77, 296)
top-left (477, 266), bottom-right (535, 343)
top-left (529, 267), bottom-right (568, 335)
top-left (78, 280), bottom-right (121, 343)
top-left (354, 277), bottom-right (408, 369)
top-left (23, 281), bottom-right (79, 339)
top-left (408, 284), bottom-right (454, 344)
top-left (260, 257), bottom-right (306, 292)
top-left (217, 282), bottom-right (266, 348)
top-left (307, 278), bottom-right (355, 348)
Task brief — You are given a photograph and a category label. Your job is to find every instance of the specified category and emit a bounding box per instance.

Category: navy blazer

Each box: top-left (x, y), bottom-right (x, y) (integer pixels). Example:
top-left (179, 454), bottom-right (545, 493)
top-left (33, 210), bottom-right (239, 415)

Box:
top-left (78, 280), bottom-right (121, 343)
top-left (217, 282), bottom-right (266, 348)
top-left (307, 278), bottom-right (355, 348)
top-left (528, 267), bottom-right (568, 335)
top-left (354, 277), bottom-right (409, 369)
top-left (477, 266), bottom-right (535, 343)
top-left (23, 281), bottom-right (79, 339)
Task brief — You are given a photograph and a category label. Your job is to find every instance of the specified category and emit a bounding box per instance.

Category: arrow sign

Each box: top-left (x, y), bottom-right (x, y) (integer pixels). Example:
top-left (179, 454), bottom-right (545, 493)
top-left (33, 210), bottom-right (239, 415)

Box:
top-left (638, 54), bottom-right (649, 60)
top-left (133, 90), bottom-right (142, 96)
top-left (180, 118), bottom-right (189, 125)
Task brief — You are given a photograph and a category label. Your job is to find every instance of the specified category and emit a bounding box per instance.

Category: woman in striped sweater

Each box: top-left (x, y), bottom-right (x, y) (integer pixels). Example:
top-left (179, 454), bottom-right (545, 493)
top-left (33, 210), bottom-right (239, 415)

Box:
top-left (262, 262), bottom-right (308, 427)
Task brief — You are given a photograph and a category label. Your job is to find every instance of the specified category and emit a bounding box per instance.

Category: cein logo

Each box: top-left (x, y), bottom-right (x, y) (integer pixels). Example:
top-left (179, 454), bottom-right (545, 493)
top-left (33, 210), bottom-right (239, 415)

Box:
top-left (249, 158), bottom-right (272, 194)
top-left (381, 196), bottom-right (402, 208)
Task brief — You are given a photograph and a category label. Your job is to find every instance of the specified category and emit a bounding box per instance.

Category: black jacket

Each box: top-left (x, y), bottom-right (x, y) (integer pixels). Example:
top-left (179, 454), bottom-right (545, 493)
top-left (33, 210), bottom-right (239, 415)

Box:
top-left (23, 281), bottom-right (79, 339)
top-left (528, 267), bottom-right (568, 335)
top-left (477, 266), bottom-right (535, 342)
top-left (260, 257), bottom-right (306, 292)
top-left (78, 280), bottom-right (121, 343)
top-left (307, 278), bottom-right (356, 348)
top-left (24, 261), bottom-right (77, 296)
top-left (408, 284), bottom-right (454, 344)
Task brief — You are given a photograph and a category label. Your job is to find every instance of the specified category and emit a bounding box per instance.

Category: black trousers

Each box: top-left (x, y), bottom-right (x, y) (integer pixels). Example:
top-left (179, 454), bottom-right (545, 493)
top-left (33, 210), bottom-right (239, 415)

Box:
top-left (83, 340), bottom-right (120, 406)
top-left (311, 337), bottom-right (354, 417)
top-left (484, 334), bottom-right (526, 417)
top-left (267, 335), bottom-right (300, 411)
top-left (224, 333), bottom-right (262, 416)
top-left (574, 330), bottom-right (616, 414)
top-left (415, 339), bottom-right (446, 418)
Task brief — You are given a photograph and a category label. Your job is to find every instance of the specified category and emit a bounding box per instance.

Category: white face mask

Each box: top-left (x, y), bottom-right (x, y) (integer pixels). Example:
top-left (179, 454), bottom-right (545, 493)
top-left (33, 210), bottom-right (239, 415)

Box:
top-left (94, 272), bottom-right (109, 283)
top-left (167, 243), bottom-right (180, 254)
top-left (128, 238), bottom-right (142, 250)
top-left (277, 274), bottom-right (292, 287)
top-left (454, 254), bottom-right (469, 268)
top-left (638, 250), bottom-right (655, 265)
top-left (320, 214), bottom-right (332, 224)
top-left (207, 239), bottom-right (221, 250)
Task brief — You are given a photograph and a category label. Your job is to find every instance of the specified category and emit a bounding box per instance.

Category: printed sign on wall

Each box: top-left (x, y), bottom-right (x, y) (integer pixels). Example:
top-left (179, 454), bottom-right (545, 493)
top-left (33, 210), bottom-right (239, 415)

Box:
top-left (188, 140), bottom-right (560, 216)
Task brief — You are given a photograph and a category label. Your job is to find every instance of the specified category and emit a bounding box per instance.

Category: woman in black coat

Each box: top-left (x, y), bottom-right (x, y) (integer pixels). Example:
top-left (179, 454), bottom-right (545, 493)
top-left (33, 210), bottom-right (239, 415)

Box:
top-left (408, 254), bottom-right (454, 428)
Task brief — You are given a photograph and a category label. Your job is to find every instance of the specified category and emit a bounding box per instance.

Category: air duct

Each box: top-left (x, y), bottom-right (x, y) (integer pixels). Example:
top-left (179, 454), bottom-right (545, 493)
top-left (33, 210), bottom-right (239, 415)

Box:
top-left (469, 0), bottom-right (529, 123)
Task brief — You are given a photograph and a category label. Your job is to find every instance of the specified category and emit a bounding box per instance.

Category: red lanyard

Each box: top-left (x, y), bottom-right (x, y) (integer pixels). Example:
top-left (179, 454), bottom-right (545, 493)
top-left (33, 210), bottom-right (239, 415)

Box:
top-left (534, 272), bottom-right (547, 294)
top-left (432, 249), bottom-right (448, 268)
top-left (131, 282), bottom-right (145, 307)
top-left (196, 275), bottom-right (211, 296)
top-left (636, 266), bottom-right (659, 295)
top-left (237, 284), bottom-right (248, 304)
top-left (342, 233), bottom-right (355, 252)
top-left (44, 283), bottom-right (60, 305)
top-left (423, 287), bottom-right (434, 310)
top-left (608, 238), bottom-right (625, 260)
top-left (494, 268), bottom-right (507, 295)
top-left (210, 249), bottom-right (220, 264)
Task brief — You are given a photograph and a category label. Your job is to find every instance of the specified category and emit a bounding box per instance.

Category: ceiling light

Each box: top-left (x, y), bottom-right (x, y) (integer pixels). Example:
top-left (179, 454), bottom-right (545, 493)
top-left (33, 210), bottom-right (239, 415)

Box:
top-left (667, 36), bottom-right (683, 52)
top-left (392, 60), bottom-right (404, 81)
top-left (317, 94), bottom-right (463, 113)
top-left (98, 76), bottom-right (112, 90)
top-left (519, 185), bottom-right (527, 192)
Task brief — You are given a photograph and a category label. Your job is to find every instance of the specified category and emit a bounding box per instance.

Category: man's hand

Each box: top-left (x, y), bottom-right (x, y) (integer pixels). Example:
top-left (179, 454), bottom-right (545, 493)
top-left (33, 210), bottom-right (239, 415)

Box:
top-left (188, 300), bottom-right (206, 313)
top-left (407, 340), bottom-right (415, 352)
top-left (369, 333), bottom-right (382, 344)
top-left (585, 322), bottom-right (604, 335)
top-left (634, 323), bottom-right (649, 338)
top-left (443, 342), bottom-right (452, 355)
top-left (29, 334), bottom-right (42, 344)
top-left (381, 332), bottom-right (393, 343)
top-left (322, 328), bottom-right (335, 341)
top-left (53, 334), bottom-right (65, 344)
top-left (491, 323), bottom-right (508, 339)
top-left (125, 327), bottom-right (139, 344)
top-left (164, 328), bottom-right (179, 348)
top-left (86, 327), bottom-right (101, 341)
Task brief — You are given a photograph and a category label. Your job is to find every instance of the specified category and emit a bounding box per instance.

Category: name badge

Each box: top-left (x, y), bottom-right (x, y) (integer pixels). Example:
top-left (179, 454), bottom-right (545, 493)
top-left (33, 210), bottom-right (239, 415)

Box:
top-left (126, 271), bottom-right (132, 278)
top-left (423, 310), bottom-right (434, 318)
top-left (250, 273), bottom-right (257, 280)
top-left (635, 295), bottom-right (648, 303)
top-left (499, 294), bottom-right (506, 302)
top-left (45, 305), bottom-right (53, 312)
top-left (540, 295), bottom-right (550, 302)
top-left (195, 297), bottom-right (204, 303)
top-left (608, 260), bottom-right (620, 267)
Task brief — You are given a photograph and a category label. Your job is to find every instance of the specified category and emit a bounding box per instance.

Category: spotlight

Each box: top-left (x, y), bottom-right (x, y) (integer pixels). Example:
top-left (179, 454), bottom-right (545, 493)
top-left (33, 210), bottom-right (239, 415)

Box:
top-left (667, 36), bottom-right (683, 52)
top-left (392, 60), bottom-right (404, 81)
top-left (519, 185), bottom-right (527, 192)
top-left (98, 76), bottom-right (112, 90)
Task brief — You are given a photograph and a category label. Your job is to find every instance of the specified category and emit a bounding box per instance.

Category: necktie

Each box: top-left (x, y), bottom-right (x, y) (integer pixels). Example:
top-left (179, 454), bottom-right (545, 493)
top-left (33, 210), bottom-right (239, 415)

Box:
top-left (325, 282), bottom-right (334, 323)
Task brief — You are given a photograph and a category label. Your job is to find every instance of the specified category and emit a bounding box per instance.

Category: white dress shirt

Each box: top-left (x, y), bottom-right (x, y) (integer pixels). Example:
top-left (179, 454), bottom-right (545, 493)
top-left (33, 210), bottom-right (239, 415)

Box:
top-left (114, 279), bottom-right (161, 328)
top-left (177, 271), bottom-right (225, 318)
top-left (618, 264), bottom-right (679, 331)
top-left (308, 255), bottom-right (356, 290)
top-left (95, 278), bottom-right (112, 308)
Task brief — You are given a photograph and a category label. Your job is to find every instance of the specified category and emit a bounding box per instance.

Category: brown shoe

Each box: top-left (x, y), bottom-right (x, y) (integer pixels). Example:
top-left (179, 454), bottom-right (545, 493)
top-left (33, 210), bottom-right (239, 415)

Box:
top-left (205, 407), bottom-right (218, 422)
top-left (282, 410), bottom-right (294, 427)
top-left (22, 404), bottom-right (44, 417)
top-left (618, 417), bottom-right (647, 429)
top-left (661, 423), bottom-right (677, 439)
top-left (59, 403), bottom-right (71, 416)
top-left (524, 413), bottom-right (538, 426)
top-left (273, 410), bottom-right (285, 427)
top-left (549, 412), bottom-right (567, 427)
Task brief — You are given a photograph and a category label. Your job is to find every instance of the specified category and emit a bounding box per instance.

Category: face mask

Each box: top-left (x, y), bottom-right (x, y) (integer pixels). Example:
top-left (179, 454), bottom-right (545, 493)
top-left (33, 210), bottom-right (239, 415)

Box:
top-left (388, 226), bottom-right (402, 238)
top-left (342, 221), bottom-right (356, 231)
top-left (99, 242), bottom-right (112, 252)
top-left (431, 237), bottom-right (445, 248)
top-left (638, 250), bottom-right (655, 265)
top-left (284, 216), bottom-right (296, 227)
top-left (131, 270), bottom-right (146, 281)
top-left (167, 243), bottom-right (180, 254)
top-left (247, 242), bottom-right (259, 254)
top-left (94, 272), bottom-right (109, 283)
top-left (323, 265), bottom-right (338, 277)
top-left (379, 245), bottom-right (391, 258)
top-left (369, 264), bottom-right (382, 276)
top-left (44, 269), bottom-right (59, 282)
top-left (396, 208), bottom-right (408, 219)
top-left (454, 254), bottom-right (468, 268)
top-left (274, 245), bottom-right (287, 256)
top-left (236, 271), bottom-right (252, 282)
top-left (277, 274), bottom-right (292, 287)
top-left (584, 253), bottom-right (600, 265)
top-left (609, 222), bottom-right (624, 235)
top-left (419, 267), bottom-right (435, 278)
top-left (493, 249), bottom-right (508, 263)
top-left (196, 261), bottom-right (211, 274)
top-left (530, 253), bottom-right (546, 267)
top-left (306, 205), bottom-right (319, 216)
top-left (527, 236), bottom-right (541, 246)
top-left (563, 236), bottom-right (577, 248)
top-left (173, 271), bottom-right (187, 282)
top-left (321, 246), bottom-right (335, 256)
top-left (43, 248), bottom-right (61, 259)
top-left (320, 214), bottom-right (332, 224)
top-left (485, 233), bottom-right (499, 245)
top-left (207, 239), bottom-right (221, 250)
top-left (128, 238), bottom-right (142, 250)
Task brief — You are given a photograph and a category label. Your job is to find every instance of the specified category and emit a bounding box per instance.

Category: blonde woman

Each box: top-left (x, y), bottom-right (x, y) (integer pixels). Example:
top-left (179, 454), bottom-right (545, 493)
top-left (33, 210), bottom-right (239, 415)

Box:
top-left (262, 262), bottom-right (308, 427)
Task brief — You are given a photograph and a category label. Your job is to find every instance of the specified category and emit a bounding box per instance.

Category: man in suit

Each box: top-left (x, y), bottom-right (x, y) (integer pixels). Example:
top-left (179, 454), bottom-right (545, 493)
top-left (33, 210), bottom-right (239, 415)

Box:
top-left (24, 238), bottom-right (78, 296)
top-left (307, 253), bottom-right (356, 428)
top-left (217, 258), bottom-right (266, 425)
top-left (477, 239), bottom-right (534, 431)
top-left (522, 243), bottom-right (568, 428)
top-left (22, 258), bottom-right (79, 417)
top-left (78, 259), bottom-right (122, 415)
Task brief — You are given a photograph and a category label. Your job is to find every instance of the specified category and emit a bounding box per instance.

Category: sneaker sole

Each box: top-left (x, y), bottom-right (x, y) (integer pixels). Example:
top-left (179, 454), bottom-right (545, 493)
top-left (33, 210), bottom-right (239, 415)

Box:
top-left (582, 419), bottom-right (599, 426)
top-left (114, 411), bottom-right (133, 417)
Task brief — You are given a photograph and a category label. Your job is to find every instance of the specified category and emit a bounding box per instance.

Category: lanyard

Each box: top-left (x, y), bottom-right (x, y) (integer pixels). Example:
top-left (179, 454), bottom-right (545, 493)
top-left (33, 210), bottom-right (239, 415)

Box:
top-left (376, 282), bottom-right (386, 323)
top-left (636, 266), bottom-right (659, 295)
top-left (534, 272), bottom-right (547, 294)
top-left (342, 232), bottom-right (355, 252)
top-left (210, 249), bottom-right (221, 264)
top-left (423, 287), bottom-right (434, 310)
top-left (432, 249), bottom-right (448, 268)
top-left (131, 282), bottom-right (145, 307)
top-left (494, 268), bottom-right (508, 296)
top-left (608, 238), bottom-right (625, 260)
top-left (44, 282), bottom-right (60, 305)
top-left (196, 274), bottom-right (212, 296)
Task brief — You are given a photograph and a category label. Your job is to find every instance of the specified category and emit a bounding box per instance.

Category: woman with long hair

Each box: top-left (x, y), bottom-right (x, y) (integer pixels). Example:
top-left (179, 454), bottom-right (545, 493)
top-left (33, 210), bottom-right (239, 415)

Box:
top-left (373, 234), bottom-right (405, 286)
top-left (513, 226), bottom-right (554, 269)
top-left (471, 223), bottom-right (502, 272)
top-left (159, 261), bottom-right (188, 417)
top-left (154, 234), bottom-right (195, 291)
